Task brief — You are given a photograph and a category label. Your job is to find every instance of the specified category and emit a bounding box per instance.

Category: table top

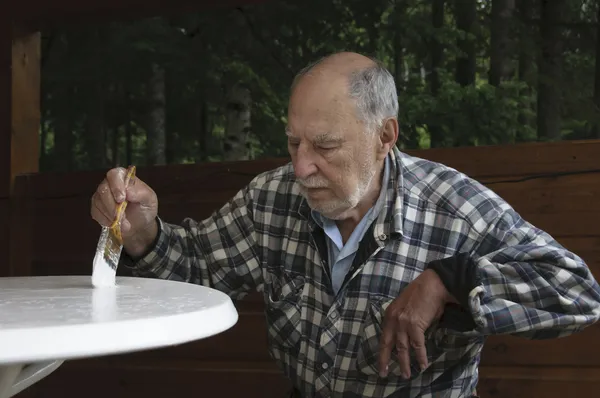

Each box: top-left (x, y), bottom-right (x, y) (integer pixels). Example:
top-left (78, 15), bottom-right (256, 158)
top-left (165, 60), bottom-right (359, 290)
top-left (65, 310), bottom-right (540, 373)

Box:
top-left (0, 275), bottom-right (239, 364)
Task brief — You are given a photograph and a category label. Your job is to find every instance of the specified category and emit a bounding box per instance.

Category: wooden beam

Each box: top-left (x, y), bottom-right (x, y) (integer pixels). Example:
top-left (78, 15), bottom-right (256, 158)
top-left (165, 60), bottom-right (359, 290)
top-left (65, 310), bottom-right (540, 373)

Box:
top-left (10, 29), bottom-right (40, 194)
top-left (0, 21), bottom-right (40, 198)
top-left (0, 16), bottom-right (10, 200)
top-left (0, 10), bottom-right (41, 276)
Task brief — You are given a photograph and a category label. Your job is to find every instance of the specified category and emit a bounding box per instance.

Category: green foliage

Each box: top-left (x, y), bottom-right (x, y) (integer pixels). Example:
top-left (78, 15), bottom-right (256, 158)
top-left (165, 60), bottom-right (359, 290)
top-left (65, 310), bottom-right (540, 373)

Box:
top-left (39, 0), bottom-right (600, 172)
top-left (397, 79), bottom-right (537, 148)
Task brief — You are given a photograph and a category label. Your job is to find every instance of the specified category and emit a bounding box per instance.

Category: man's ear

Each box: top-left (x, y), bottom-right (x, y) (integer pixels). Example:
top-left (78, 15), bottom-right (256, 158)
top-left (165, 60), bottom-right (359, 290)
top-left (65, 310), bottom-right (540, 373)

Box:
top-left (377, 118), bottom-right (399, 160)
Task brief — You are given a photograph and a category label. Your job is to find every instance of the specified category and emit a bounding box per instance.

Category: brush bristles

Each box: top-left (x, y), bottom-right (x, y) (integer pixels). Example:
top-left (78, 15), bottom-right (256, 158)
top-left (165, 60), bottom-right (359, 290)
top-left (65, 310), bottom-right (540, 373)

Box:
top-left (101, 229), bottom-right (123, 271)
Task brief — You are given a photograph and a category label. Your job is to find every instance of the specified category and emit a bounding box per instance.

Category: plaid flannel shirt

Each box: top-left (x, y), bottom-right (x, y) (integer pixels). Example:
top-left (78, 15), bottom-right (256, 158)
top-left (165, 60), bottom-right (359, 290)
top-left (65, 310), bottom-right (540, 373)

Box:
top-left (124, 147), bottom-right (600, 398)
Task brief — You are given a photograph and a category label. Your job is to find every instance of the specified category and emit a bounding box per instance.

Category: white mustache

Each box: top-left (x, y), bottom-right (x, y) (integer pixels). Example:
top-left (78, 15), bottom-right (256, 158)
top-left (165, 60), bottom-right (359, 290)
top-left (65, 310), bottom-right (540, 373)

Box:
top-left (298, 177), bottom-right (329, 189)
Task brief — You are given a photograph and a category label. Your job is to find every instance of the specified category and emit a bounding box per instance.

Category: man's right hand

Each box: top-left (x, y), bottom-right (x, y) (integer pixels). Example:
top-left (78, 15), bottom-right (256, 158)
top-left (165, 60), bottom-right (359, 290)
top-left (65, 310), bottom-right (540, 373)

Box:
top-left (91, 167), bottom-right (159, 258)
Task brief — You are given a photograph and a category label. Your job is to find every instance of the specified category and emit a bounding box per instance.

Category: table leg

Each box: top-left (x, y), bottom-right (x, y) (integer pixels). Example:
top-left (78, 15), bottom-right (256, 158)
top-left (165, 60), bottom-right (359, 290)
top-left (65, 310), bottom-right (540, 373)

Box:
top-left (0, 361), bottom-right (63, 398)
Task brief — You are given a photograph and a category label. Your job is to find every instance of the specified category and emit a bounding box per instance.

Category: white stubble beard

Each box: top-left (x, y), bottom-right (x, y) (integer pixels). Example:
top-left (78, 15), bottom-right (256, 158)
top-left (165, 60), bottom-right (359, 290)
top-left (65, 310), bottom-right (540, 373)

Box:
top-left (300, 141), bottom-right (378, 220)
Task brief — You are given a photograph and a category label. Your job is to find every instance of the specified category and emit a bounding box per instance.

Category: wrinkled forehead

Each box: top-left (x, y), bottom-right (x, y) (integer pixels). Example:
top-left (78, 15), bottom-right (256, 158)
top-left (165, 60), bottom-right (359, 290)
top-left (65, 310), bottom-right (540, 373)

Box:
top-left (287, 96), bottom-right (360, 139)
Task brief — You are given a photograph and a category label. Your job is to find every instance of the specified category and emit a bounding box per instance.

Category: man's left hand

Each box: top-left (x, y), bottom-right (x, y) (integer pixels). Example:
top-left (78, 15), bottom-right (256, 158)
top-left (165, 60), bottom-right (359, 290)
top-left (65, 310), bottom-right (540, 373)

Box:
top-left (378, 269), bottom-right (457, 379)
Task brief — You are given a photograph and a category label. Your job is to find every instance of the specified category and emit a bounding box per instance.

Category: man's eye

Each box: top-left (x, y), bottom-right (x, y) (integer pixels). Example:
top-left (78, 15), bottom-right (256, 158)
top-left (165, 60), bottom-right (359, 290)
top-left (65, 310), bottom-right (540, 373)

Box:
top-left (319, 146), bottom-right (336, 151)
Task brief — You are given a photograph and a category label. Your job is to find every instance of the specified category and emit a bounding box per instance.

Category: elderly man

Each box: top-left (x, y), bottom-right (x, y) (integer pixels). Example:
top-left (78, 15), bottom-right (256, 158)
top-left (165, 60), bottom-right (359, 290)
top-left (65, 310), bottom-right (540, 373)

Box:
top-left (91, 52), bottom-right (600, 398)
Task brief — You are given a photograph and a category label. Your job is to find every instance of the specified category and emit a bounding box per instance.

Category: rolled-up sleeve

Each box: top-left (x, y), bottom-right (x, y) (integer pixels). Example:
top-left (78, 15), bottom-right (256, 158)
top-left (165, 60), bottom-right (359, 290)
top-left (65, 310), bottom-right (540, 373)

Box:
top-left (432, 207), bottom-right (600, 338)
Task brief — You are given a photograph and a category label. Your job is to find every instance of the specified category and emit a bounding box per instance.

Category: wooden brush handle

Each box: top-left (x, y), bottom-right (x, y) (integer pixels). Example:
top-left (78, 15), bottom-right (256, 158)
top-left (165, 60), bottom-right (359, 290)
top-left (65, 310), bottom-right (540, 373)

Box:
top-left (110, 165), bottom-right (137, 242)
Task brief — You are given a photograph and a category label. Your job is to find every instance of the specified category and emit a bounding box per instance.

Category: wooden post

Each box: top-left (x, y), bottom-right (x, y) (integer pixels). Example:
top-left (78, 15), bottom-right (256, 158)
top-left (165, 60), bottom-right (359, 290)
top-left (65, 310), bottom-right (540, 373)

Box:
top-left (0, 10), bottom-right (41, 276)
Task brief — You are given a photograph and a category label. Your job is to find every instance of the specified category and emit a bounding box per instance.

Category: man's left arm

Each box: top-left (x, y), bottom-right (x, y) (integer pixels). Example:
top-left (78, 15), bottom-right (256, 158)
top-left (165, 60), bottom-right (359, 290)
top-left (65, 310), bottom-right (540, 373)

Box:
top-left (428, 207), bottom-right (600, 339)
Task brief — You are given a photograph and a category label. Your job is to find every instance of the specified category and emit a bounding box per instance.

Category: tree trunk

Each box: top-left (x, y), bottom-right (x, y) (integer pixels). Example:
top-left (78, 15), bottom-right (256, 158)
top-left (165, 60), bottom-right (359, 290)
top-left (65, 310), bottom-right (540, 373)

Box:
top-left (126, 120), bottom-right (133, 166)
top-left (147, 63), bottom-right (166, 165)
top-left (367, 23), bottom-right (380, 56)
top-left (489, 0), bottom-right (515, 86)
top-left (39, 110), bottom-right (48, 170)
top-left (537, 0), bottom-right (564, 140)
top-left (517, 0), bottom-right (534, 140)
top-left (196, 100), bottom-right (210, 162)
top-left (53, 89), bottom-right (73, 172)
top-left (164, 68), bottom-right (175, 164)
top-left (125, 90), bottom-right (134, 165)
top-left (518, 0), bottom-right (534, 85)
top-left (455, 0), bottom-right (477, 86)
top-left (429, 0), bottom-right (445, 148)
top-left (223, 84), bottom-right (252, 161)
top-left (83, 81), bottom-right (107, 170)
top-left (111, 126), bottom-right (120, 167)
top-left (393, 2), bottom-right (406, 91)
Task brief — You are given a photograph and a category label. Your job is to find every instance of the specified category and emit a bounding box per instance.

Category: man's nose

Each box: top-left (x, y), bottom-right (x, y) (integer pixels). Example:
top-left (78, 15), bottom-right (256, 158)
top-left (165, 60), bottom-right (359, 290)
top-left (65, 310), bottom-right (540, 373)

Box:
top-left (293, 146), bottom-right (317, 180)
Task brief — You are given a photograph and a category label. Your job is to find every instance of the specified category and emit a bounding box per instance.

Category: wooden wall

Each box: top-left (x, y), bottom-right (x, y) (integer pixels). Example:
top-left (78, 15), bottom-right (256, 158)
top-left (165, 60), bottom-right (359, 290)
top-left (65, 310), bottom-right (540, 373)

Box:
top-left (11, 140), bottom-right (600, 398)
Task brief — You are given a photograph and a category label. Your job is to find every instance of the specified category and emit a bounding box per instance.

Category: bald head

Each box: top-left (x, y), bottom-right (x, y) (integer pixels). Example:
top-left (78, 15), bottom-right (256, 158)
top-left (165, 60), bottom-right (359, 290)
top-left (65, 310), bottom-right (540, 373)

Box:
top-left (290, 52), bottom-right (398, 133)
top-left (292, 52), bottom-right (376, 87)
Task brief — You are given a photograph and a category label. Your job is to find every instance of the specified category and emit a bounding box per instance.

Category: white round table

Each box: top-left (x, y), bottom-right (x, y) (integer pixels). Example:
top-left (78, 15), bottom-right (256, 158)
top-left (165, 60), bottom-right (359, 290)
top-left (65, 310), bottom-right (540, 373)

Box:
top-left (0, 275), bottom-right (238, 398)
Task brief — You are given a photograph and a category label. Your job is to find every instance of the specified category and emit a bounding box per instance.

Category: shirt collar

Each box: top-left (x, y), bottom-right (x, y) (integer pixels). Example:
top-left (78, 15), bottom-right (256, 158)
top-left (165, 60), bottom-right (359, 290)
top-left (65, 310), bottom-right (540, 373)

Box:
top-left (378, 146), bottom-right (404, 238)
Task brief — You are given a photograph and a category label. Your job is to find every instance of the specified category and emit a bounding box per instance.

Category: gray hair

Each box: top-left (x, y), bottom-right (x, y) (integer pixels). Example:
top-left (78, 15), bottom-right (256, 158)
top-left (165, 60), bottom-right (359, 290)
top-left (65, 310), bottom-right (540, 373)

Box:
top-left (291, 56), bottom-right (399, 133)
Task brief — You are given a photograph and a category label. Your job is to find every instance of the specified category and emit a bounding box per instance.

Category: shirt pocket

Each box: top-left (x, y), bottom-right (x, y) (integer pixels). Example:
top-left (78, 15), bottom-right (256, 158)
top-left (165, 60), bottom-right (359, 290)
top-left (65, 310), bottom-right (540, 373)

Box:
top-left (264, 271), bottom-right (305, 355)
top-left (356, 297), bottom-right (482, 379)
top-left (356, 297), bottom-right (422, 379)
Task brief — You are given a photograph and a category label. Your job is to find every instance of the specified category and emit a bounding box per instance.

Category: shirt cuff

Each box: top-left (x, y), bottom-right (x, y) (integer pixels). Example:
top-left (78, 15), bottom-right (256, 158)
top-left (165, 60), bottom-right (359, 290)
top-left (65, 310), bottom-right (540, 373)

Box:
top-left (119, 217), bottom-right (166, 272)
top-left (426, 252), bottom-right (480, 331)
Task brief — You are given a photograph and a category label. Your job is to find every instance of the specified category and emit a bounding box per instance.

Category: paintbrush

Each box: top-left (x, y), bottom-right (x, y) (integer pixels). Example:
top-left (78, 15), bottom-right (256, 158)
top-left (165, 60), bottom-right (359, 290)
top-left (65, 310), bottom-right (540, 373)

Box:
top-left (92, 165), bottom-right (136, 287)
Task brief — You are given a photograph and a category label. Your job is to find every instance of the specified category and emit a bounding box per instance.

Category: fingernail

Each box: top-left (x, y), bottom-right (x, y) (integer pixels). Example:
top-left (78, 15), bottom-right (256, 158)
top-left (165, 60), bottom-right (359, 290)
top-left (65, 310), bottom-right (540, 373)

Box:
top-left (403, 372), bottom-right (410, 379)
top-left (122, 219), bottom-right (130, 232)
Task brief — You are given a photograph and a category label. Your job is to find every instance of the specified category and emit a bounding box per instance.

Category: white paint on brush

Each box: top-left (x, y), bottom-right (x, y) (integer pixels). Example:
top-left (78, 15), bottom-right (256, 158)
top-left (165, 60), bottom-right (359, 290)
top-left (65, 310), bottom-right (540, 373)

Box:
top-left (91, 226), bottom-right (118, 288)
top-left (91, 252), bottom-right (116, 288)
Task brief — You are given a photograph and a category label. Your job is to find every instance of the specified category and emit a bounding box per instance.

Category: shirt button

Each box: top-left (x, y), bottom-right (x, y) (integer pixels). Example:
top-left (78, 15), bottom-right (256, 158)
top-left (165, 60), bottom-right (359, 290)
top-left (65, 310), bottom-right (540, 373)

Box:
top-left (379, 233), bottom-right (387, 241)
top-left (322, 362), bottom-right (329, 370)
top-left (330, 311), bottom-right (338, 319)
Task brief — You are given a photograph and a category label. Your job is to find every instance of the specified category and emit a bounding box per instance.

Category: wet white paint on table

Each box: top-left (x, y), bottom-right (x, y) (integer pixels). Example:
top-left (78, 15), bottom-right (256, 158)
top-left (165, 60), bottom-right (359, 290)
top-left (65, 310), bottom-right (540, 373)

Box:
top-left (0, 275), bottom-right (238, 398)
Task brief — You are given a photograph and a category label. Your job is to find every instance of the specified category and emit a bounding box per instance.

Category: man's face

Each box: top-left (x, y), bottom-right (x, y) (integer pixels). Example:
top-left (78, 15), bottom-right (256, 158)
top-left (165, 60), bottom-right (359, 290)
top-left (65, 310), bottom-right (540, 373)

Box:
top-left (286, 76), bottom-right (379, 220)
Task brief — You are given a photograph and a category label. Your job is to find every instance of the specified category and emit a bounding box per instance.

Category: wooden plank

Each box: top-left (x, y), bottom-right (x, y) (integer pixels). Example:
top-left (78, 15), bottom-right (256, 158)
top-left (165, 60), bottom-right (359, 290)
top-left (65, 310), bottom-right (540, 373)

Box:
top-left (25, 157), bottom-right (290, 199)
top-left (0, 13), bottom-right (8, 273)
top-left (28, 359), bottom-right (291, 398)
top-left (407, 140), bottom-right (600, 179)
top-left (9, 175), bottom-right (34, 276)
top-left (482, 324), bottom-right (600, 367)
top-left (477, 378), bottom-right (600, 398)
top-left (125, 312), bottom-right (271, 362)
top-left (10, 29), bottom-right (40, 194)
top-left (483, 173), bottom-right (600, 238)
top-left (0, 199), bottom-right (8, 277)
top-left (479, 365), bottom-right (600, 381)
top-left (0, 14), bottom-right (10, 200)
